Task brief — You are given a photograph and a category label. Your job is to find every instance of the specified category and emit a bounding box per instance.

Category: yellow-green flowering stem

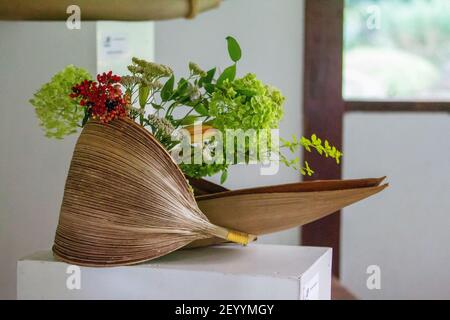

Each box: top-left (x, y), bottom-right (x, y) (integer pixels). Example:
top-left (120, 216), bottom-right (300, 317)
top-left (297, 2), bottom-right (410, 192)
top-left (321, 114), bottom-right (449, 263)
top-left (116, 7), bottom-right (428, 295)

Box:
top-left (280, 134), bottom-right (342, 176)
top-left (281, 134), bottom-right (343, 165)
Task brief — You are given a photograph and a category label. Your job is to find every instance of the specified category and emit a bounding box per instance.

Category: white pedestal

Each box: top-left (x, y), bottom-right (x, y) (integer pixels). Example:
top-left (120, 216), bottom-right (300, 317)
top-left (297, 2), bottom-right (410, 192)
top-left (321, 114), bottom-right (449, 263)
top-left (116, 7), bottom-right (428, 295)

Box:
top-left (17, 244), bottom-right (332, 300)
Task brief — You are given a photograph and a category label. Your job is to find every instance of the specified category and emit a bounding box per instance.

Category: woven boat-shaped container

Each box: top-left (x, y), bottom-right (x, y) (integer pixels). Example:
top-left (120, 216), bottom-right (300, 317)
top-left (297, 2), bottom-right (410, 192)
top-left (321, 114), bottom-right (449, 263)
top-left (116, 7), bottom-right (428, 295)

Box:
top-left (53, 118), bottom-right (254, 266)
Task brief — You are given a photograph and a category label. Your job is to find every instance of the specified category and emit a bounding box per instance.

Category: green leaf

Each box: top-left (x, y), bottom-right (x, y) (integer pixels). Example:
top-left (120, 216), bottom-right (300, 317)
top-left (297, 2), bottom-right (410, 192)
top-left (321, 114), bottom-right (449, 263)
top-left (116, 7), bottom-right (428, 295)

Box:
top-left (226, 36), bottom-right (242, 62)
top-left (220, 170), bottom-right (228, 184)
top-left (217, 64), bottom-right (236, 86)
top-left (204, 83), bottom-right (216, 94)
top-left (194, 104), bottom-right (209, 116)
top-left (204, 68), bottom-right (216, 83)
top-left (161, 75), bottom-right (175, 101)
top-left (178, 115), bottom-right (199, 125)
top-left (138, 85), bottom-right (150, 108)
top-left (175, 78), bottom-right (189, 98)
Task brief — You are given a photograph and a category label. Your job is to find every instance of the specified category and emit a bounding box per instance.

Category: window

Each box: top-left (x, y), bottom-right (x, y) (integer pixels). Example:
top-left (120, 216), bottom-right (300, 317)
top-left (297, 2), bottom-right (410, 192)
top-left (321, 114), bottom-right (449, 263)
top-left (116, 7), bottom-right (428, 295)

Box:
top-left (344, 0), bottom-right (450, 102)
top-left (303, 0), bottom-right (450, 278)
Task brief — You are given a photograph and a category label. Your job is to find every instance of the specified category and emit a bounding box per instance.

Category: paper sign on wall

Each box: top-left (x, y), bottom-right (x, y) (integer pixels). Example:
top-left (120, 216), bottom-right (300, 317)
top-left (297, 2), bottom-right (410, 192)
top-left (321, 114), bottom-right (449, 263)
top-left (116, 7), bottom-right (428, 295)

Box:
top-left (99, 34), bottom-right (129, 59)
top-left (96, 22), bottom-right (155, 76)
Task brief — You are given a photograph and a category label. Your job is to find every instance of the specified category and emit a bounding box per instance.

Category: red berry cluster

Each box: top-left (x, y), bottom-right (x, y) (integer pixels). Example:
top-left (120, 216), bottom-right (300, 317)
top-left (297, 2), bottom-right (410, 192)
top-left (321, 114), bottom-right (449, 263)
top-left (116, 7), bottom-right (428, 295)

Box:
top-left (70, 71), bottom-right (127, 123)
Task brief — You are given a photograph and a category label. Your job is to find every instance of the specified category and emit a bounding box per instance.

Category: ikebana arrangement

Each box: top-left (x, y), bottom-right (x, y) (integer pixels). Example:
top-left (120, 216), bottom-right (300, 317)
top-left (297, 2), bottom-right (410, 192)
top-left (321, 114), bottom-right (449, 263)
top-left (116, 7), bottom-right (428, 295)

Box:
top-left (30, 36), bottom-right (387, 266)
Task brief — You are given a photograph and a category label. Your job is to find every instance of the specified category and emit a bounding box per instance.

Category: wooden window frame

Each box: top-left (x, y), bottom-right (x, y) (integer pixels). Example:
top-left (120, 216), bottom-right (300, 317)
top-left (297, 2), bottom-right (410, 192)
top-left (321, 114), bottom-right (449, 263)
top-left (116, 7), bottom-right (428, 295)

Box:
top-left (302, 0), bottom-right (450, 278)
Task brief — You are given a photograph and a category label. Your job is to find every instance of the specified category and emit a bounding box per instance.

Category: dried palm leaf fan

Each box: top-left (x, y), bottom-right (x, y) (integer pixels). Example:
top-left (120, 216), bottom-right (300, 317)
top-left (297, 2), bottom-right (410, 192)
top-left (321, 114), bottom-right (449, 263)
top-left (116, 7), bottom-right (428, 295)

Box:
top-left (187, 177), bottom-right (388, 248)
top-left (52, 118), bottom-right (255, 267)
top-left (0, 0), bottom-right (220, 21)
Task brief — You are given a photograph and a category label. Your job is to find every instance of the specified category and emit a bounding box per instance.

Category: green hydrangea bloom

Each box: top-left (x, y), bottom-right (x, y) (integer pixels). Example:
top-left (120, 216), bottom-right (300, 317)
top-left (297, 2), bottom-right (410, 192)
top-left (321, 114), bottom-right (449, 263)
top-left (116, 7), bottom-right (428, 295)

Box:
top-left (209, 73), bottom-right (284, 131)
top-left (30, 65), bottom-right (92, 139)
top-left (207, 73), bottom-right (285, 166)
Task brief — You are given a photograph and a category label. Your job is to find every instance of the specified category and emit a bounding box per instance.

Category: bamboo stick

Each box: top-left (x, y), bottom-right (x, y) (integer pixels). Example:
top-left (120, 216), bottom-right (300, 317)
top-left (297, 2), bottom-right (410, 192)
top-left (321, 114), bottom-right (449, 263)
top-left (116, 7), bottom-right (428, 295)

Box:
top-left (0, 0), bottom-right (221, 21)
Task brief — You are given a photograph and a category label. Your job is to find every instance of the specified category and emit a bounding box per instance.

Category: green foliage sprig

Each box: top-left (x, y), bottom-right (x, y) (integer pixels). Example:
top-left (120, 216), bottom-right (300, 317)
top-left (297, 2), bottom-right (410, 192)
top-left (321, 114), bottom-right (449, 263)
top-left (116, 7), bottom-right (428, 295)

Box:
top-left (30, 65), bottom-right (92, 139)
top-left (282, 134), bottom-right (342, 164)
top-left (280, 134), bottom-right (342, 176)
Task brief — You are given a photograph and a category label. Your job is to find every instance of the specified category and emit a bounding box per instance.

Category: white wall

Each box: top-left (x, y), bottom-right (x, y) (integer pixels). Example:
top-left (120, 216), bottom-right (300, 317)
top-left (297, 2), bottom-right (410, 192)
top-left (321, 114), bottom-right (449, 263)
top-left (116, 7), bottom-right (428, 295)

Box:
top-left (341, 113), bottom-right (450, 299)
top-left (0, 0), bottom-right (303, 299)
top-left (0, 21), bottom-right (97, 299)
top-left (154, 0), bottom-right (304, 245)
